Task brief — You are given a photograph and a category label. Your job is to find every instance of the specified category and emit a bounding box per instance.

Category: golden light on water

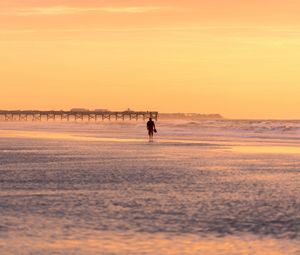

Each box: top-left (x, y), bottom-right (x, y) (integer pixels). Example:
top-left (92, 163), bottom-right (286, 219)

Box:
top-left (0, 232), bottom-right (298, 255)
top-left (231, 146), bottom-right (300, 154)
top-left (1, 129), bottom-right (299, 155)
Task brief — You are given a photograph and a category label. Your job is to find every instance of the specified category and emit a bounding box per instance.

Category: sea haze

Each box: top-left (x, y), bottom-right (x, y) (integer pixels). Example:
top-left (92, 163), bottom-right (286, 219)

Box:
top-left (0, 120), bottom-right (300, 255)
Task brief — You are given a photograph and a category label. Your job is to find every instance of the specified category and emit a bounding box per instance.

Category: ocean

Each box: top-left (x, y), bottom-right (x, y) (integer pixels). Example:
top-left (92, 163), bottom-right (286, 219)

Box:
top-left (0, 119), bottom-right (300, 255)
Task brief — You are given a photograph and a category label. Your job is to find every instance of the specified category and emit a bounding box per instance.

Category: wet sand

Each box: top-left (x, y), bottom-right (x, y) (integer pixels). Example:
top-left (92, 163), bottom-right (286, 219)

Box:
top-left (0, 121), bottom-right (300, 254)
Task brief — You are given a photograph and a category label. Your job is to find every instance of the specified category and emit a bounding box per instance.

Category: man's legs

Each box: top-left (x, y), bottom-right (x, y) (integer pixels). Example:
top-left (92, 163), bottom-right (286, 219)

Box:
top-left (148, 129), bottom-right (154, 141)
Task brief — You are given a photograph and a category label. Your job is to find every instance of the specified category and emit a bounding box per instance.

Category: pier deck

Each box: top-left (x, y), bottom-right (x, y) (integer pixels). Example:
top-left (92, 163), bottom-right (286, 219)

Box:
top-left (0, 111), bottom-right (158, 122)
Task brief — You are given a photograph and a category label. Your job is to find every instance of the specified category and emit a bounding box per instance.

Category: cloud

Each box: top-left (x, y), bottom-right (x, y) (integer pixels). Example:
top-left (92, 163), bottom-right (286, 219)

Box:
top-left (0, 6), bottom-right (164, 16)
top-left (2, 25), bottom-right (300, 34)
top-left (98, 7), bottom-right (162, 13)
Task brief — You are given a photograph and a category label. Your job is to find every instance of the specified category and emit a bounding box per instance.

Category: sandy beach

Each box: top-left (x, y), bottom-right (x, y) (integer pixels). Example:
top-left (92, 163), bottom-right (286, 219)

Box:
top-left (0, 120), bottom-right (300, 254)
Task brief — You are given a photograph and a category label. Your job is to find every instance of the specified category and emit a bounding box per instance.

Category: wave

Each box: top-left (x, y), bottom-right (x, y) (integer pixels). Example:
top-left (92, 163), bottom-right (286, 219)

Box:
top-left (169, 120), bottom-right (300, 134)
top-left (0, 120), bottom-right (299, 143)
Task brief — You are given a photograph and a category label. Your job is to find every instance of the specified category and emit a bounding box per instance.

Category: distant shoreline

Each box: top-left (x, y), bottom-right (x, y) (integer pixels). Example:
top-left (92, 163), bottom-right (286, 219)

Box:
top-left (159, 113), bottom-right (223, 120)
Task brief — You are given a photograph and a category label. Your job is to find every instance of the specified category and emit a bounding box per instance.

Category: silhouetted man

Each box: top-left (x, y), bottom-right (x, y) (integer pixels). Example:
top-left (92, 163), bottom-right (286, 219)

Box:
top-left (147, 118), bottom-right (156, 141)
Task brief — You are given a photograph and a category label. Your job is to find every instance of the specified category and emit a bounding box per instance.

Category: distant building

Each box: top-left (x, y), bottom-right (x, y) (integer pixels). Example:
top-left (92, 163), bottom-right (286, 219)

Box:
top-left (124, 108), bottom-right (134, 112)
top-left (95, 109), bottom-right (109, 112)
top-left (70, 108), bottom-right (89, 112)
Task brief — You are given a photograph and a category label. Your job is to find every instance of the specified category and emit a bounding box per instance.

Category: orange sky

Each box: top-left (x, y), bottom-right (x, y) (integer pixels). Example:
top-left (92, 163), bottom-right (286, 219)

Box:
top-left (1, 0), bottom-right (300, 119)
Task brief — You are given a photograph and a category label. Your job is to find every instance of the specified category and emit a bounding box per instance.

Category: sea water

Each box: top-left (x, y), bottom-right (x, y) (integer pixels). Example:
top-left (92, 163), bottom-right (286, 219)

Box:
top-left (0, 120), bottom-right (300, 255)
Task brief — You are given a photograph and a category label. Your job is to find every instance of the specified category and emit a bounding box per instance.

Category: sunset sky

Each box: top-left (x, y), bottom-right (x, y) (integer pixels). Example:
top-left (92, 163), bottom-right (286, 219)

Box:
top-left (1, 0), bottom-right (300, 119)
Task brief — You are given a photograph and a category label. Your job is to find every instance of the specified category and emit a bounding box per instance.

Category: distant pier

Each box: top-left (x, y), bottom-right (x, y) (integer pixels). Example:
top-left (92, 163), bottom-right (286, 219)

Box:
top-left (0, 110), bottom-right (158, 122)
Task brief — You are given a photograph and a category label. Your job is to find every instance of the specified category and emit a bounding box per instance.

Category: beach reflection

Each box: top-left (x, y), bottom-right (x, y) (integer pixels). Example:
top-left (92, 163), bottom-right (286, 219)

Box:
top-left (1, 232), bottom-right (300, 255)
top-left (231, 145), bottom-right (300, 154)
top-left (0, 130), bottom-right (144, 142)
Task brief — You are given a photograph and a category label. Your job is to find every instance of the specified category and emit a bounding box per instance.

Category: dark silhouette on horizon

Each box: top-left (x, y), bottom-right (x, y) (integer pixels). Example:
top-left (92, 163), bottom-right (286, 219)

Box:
top-left (0, 110), bottom-right (158, 122)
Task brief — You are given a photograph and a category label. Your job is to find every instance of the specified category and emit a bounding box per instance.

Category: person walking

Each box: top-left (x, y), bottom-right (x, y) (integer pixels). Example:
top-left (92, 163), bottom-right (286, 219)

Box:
top-left (147, 118), bottom-right (156, 141)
